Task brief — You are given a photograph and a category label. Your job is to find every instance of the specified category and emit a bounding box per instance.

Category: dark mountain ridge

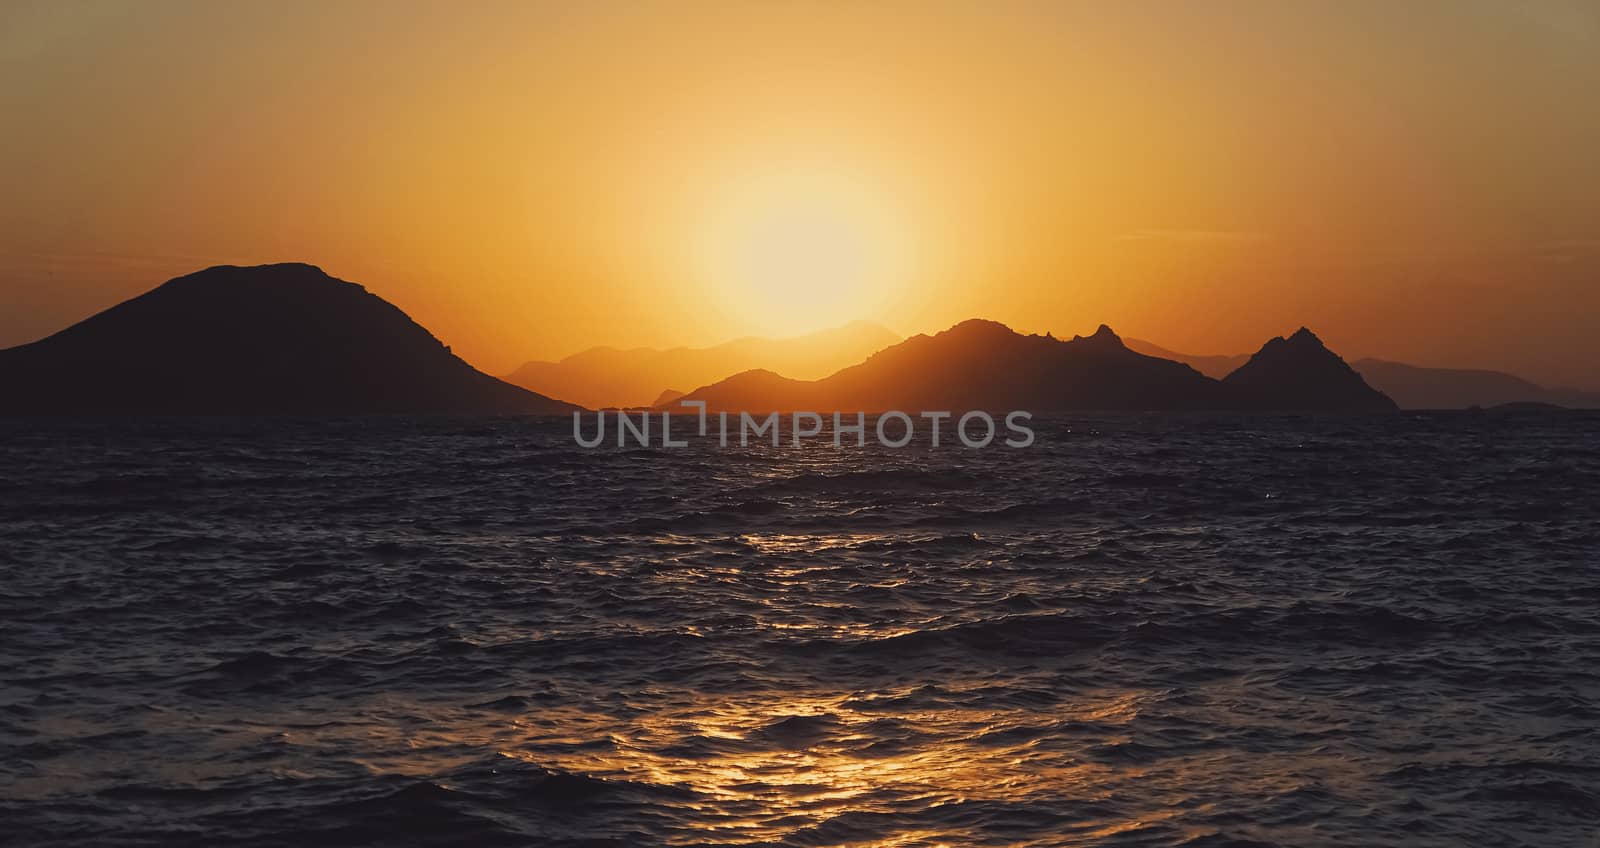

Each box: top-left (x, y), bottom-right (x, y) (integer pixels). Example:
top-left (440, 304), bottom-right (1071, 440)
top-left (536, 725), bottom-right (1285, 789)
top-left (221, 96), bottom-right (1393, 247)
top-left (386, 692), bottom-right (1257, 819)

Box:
top-left (0, 263), bottom-right (578, 415)
top-left (670, 320), bottom-right (1396, 413)
top-left (1223, 327), bottom-right (1397, 412)
top-left (1128, 337), bottom-right (1600, 409)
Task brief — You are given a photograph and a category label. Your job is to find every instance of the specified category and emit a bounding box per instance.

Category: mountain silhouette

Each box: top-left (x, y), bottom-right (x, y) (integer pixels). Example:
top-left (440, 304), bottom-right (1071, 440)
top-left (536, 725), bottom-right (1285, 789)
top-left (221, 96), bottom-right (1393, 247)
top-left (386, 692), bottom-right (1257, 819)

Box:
top-left (1351, 359), bottom-right (1600, 409)
top-left (673, 320), bottom-right (1227, 412)
top-left (505, 320), bottom-right (900, 409)
top-left (671, 320), bottom-right (1397, 413)
top-left (1131, 336), bottom-right (1597, 409)
top-left (0, 263), bottom-right (580, 415)
top-left (1124, 338), bottom-right (1248, 378)
top-left (1222, 328), bottom-right (1397, 412)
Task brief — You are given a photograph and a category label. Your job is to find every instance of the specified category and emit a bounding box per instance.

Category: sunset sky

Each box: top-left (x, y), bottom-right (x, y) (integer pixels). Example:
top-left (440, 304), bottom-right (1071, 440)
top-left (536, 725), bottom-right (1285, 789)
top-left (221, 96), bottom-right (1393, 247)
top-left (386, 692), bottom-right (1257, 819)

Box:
top-left (2, 1), bottom-right (1597, 387)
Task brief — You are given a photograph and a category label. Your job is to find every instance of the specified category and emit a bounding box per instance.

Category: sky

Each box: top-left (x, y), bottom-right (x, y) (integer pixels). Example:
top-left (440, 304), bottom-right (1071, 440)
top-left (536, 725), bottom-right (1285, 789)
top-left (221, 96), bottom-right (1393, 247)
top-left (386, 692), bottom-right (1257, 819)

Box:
top-left (2, 0), bottom-right (1598, 387)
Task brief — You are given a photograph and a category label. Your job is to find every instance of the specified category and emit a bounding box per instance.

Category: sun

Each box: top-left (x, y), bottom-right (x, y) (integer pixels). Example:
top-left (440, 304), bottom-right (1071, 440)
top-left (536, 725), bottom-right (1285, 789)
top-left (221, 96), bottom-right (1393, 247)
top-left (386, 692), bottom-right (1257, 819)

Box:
top-left (732, 202), bottom-right (867, 317)
top-left (696, 166), bottom-right (912, 338)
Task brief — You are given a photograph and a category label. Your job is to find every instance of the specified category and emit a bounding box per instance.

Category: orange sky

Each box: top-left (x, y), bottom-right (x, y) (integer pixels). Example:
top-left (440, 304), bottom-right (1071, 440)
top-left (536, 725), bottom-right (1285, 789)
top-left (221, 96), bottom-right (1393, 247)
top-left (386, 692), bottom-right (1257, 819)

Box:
top-left (2, 1), bottom-right (1598, 387)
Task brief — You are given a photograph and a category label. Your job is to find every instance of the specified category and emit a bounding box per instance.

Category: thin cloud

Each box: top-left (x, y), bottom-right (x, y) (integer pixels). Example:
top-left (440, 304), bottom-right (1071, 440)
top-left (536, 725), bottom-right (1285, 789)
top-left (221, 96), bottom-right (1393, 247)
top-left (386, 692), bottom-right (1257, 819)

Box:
top-left (1533, 238), bottom-right (1600, 264)
top-left (1119, 230), bottom-right (1271, 244)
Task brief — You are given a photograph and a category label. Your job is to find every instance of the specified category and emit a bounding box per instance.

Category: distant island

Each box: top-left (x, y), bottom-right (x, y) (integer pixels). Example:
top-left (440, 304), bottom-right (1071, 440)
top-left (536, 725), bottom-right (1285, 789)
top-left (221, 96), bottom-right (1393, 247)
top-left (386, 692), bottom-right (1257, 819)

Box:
top-left (0, 264), bottom-right (578, 415)
top-left (1126, 339), bottom-right (1600, 410)
top-left (668, 320), bottom-right (1397, 413)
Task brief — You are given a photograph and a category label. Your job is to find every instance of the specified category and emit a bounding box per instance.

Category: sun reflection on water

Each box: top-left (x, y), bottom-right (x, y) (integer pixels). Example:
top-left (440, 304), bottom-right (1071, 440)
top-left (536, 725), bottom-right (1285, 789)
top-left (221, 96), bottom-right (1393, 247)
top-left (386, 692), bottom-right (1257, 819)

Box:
top-left (475, 683), bottom-right (1158, 845)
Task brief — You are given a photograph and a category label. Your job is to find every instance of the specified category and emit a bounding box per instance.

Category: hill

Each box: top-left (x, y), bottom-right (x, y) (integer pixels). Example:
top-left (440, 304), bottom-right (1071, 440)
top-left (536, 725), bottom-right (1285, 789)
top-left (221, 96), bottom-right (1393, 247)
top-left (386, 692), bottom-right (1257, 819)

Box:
top-left (1351, 358), bottom-right (1600, 409)
top-left (0, 263), bottom-right (579, 415)
top-left (671, 320), bottom-right (1392, 413)
top-left (505, 321), bottom-right (899, 409)
top-left (1223, 328), bottom-right (1398, 412)
top-left (1132, 336), bottom-right (1598, 410)
top-left (1124, 338), bottom-right (1248, 378)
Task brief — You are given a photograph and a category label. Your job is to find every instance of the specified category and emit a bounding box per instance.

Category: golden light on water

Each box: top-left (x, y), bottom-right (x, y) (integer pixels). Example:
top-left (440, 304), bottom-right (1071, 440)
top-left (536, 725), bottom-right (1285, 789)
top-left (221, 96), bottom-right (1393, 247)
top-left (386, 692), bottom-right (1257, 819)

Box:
top-left (309, 674), bottom-right (1345, 847)
top-left (2, 509), bottom-right (1500, 846)
top-left (484, 685), bottom-right (1154, 845)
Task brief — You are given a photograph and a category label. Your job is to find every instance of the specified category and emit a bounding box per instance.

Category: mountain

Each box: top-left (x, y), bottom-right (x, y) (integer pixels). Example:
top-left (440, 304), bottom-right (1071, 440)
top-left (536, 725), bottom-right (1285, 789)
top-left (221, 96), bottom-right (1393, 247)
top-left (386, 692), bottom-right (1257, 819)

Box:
top-left (0, 263), bottom-right (580, 415)
top-left (1223, 328), bottom-right (1397, 412)
top-left (1351, 358), bottom-right (1600, 409)
top-left (1124, 338), bottom-right (1248, 379)
top-left (1134, 336), bottom-right (1600, 409)
top-left (673, 320), bottom-right (1397, 414)
top-left (1482, 401), bottom-right (1571, 413)
top-left (673, 320), bottom-right (1223, 412)
top-left (652, 389), bottom-right (686, 407)
top-left (505, 320), bottom-right (900, 409)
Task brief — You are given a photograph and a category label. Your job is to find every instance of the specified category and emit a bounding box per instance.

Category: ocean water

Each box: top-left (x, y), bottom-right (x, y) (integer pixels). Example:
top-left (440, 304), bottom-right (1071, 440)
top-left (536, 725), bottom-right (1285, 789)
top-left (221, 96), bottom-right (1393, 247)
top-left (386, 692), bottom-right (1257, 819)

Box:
top-left (1, 413), bottom-right (1598, 847)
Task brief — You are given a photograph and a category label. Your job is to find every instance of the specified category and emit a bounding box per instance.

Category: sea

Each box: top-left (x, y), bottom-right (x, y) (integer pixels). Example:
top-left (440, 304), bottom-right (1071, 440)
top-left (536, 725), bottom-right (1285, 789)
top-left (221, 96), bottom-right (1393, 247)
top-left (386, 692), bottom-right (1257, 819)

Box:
top-left (1, 413), bottom-right (1597, 847)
